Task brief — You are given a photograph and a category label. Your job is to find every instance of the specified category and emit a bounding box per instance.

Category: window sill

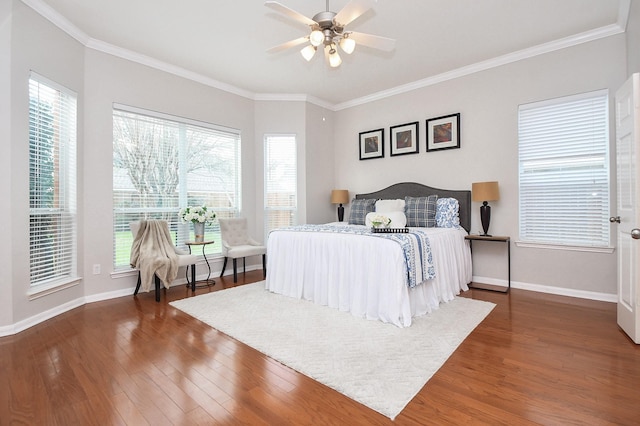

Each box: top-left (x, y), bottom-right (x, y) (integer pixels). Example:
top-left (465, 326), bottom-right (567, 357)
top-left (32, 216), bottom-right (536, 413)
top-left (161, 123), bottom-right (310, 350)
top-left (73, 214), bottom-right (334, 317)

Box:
top-left (515, 241), bottom-right (614, 254)
top-left (27, 277), bottom-right (82, 300)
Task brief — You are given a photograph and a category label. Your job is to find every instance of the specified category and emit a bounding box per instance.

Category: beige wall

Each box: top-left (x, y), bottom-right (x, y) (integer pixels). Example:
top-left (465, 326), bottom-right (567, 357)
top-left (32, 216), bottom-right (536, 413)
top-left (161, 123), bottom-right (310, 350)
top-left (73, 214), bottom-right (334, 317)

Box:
top-left (333, 35), bottom-right (627, 297)
top-left (253, 100), bottom-right (336, 238)
top-left (304, 103), bottom-right (336, 224)
top-left (0, 0), bottom-right (13, 327)
top-left (7, 2), bottom-right (86, 325)
top-left (254, 100), bottom-right (307, 241)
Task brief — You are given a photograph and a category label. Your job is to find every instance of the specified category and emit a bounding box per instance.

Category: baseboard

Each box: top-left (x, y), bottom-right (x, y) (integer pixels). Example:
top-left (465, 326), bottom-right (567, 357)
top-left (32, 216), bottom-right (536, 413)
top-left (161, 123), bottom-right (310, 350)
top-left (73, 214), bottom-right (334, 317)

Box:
top-left (0, 297), bottom-right (85, 337)
top-left (1, 268), bottom-right (610, 337)
top-left (471, 275), bottom-right (617, 303)
top-left (1, 264), bottom-right (265, 337)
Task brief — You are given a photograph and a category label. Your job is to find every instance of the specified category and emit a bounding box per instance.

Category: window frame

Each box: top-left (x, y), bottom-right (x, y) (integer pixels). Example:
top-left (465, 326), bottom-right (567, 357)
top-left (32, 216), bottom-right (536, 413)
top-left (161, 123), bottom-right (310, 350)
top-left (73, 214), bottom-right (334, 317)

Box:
top-left (517, 89), bottom-right (612, 252)
top-left (264, 134), bottom-right (298, 241)
top-left (28, 72), bottom-right (78, 292)
top-left (112, 104), bottom-right (242, 271)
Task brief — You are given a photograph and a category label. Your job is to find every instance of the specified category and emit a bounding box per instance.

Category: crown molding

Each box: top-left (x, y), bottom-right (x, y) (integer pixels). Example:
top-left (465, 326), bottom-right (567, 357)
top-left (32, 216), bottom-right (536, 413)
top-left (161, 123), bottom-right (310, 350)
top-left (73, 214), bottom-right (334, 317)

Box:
top-left (254, 93), bottom-right (334, 110)
top-left (22, 0), bottom-right (630, 112)
top-left (333, 22), bottom-right (626, 111)
top-left (21, 0), bottom-right (257, 101)
top-left (85, 38), bottom-right (256, 100)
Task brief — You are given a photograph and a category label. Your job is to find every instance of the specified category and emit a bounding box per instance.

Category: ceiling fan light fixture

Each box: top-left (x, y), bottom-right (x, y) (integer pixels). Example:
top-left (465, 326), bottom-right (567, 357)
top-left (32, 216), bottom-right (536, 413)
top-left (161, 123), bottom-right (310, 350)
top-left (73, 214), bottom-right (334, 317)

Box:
top-left (328, 46), bottom-right (342, 68)
top-left (309, 29), bottom-right (324, 47)
top-left (339, 36), bottom-right (356, 54)
top-left (266, 1), bottom-right (396, 69)
top-left (300, 44), bottom-right (317, 61)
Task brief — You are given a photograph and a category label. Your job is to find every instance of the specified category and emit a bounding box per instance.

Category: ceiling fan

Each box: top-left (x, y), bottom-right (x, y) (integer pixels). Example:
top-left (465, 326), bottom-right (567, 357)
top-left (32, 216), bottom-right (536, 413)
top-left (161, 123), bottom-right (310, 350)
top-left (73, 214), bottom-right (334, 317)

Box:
top-left (265, 0), bottom-right (396, 68)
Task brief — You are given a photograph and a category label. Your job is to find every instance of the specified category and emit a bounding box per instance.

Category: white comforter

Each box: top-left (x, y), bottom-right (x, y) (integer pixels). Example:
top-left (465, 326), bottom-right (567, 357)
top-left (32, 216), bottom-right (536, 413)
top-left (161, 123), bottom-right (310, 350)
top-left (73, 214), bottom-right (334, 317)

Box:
top-left (265, 225), bottom-right (472, 327)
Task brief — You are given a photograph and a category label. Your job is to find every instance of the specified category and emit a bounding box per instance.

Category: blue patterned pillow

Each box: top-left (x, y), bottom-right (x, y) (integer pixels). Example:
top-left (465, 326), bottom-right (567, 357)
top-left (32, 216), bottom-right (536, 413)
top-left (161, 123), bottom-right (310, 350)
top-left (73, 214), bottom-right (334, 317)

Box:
top-left (436, 197), bottom-right (460, 228)
top-left (404, 195), bottom-right (438, 227)
top-left (348, 198), bottom-right (376, 225)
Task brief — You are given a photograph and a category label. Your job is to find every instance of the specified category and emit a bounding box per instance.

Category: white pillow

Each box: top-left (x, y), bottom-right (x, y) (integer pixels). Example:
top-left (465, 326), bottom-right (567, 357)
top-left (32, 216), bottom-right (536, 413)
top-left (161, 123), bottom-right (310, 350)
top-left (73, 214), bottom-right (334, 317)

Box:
top-left (375, 199), bottom-right (405, 213)
top-left (365, 211), bottom-right (407, 228)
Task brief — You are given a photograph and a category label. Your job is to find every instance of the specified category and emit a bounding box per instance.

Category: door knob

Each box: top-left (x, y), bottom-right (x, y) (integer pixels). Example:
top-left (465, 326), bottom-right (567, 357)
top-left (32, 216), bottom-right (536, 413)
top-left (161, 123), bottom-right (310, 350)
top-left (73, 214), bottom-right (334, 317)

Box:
top-left (632, 229), bottom-right (640, 240)
top-left (610, 216), bottom-right (621, 223)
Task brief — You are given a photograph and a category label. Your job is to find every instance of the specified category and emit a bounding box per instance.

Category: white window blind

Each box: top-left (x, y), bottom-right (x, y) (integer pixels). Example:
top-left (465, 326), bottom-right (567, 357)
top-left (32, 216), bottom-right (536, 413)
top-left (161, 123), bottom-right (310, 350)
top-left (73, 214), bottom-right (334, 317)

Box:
top-left (518, 90), bottom-right (610, 247)
top-left (113, 105), bottom-right (241, 270)
top-left (29, 73), bottom-right (78, 286)
top-left (264, 135), bottom-right (297, 239)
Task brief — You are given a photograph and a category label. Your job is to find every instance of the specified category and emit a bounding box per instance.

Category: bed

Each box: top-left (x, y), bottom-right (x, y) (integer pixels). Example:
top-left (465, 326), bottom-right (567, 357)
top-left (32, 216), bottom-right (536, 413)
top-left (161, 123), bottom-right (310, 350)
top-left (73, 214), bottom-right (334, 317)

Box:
top-left (265, 182), bottom-right (472, 327)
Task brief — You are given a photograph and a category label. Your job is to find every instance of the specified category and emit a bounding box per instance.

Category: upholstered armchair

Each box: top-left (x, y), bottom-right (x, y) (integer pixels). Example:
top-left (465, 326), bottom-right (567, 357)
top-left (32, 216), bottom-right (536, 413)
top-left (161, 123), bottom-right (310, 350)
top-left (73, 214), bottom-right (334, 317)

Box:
top-left (130, 220), bottom-right (198, 301)
top-left (218, 218), bottom-right (266, 282)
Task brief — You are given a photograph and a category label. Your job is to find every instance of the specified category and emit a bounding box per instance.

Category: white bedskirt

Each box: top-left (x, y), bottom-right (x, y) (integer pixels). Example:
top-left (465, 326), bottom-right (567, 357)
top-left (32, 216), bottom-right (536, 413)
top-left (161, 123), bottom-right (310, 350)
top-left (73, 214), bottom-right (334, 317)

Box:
top-left (265, 226), bottom-right (472, 327)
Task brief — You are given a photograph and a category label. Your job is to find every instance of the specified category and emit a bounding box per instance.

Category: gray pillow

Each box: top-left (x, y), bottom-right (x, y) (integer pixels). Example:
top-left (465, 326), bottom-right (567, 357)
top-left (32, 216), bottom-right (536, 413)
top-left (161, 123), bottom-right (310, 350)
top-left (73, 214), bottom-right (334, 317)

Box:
top-left (348, 198), bottom-right (376, 225)
top-left (404, 195), bottom-right (438, 227)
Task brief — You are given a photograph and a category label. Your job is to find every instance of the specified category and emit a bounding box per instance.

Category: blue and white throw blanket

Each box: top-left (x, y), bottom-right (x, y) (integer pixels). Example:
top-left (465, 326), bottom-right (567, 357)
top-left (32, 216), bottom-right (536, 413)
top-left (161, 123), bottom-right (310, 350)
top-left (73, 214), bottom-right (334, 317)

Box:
top-left (273, 224), bottom-right (435, 288)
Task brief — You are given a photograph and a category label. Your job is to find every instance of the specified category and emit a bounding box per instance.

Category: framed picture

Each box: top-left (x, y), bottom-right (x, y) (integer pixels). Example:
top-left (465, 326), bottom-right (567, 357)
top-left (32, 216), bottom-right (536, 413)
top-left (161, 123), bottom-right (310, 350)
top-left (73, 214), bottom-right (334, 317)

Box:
top-left (426, 113), bottom-right (460, 152)
top-left (390, 121), bottom-right (419, 156)
top-left (359, 128), bottom-right (384, 160)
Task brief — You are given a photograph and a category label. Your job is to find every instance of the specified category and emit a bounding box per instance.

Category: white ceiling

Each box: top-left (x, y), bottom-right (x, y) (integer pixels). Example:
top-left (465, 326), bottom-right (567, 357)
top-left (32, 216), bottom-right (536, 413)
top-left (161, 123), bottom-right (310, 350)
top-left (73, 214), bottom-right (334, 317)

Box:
top-left (29, 0), bottom-right (626, 108)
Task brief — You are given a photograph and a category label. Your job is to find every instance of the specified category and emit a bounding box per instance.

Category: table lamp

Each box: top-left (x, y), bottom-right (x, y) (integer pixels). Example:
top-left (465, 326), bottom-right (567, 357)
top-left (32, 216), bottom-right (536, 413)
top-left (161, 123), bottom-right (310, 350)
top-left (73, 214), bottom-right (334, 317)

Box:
top-left (330, 189), bottom-right (349, 222)
top-left (472, 181), bottom-right (500, 236)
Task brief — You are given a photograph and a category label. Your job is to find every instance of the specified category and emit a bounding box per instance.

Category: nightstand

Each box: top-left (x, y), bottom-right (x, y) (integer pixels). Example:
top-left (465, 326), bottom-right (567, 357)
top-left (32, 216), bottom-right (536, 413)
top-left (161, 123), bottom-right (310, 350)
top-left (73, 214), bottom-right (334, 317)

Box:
top-left (464, 235), bottom-right (510, 293)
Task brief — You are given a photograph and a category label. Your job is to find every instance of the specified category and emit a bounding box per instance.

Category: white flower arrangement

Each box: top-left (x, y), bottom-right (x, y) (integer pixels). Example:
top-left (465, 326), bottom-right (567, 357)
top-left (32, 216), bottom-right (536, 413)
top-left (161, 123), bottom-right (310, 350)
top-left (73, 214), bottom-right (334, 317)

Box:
top-left (178, 205), bottom-right (216, 224)
top-left (370, 214), bottom-right (392, 228)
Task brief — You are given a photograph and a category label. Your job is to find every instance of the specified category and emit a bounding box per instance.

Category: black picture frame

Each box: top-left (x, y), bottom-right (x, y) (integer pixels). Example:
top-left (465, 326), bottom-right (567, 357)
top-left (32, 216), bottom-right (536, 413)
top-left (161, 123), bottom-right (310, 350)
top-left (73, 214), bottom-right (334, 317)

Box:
top-left (359, 128), bottom-right (384, 160)
top-left (390, 121), bottom-right (419, 156)
top-left (426, 113), bottom-right (460, 152)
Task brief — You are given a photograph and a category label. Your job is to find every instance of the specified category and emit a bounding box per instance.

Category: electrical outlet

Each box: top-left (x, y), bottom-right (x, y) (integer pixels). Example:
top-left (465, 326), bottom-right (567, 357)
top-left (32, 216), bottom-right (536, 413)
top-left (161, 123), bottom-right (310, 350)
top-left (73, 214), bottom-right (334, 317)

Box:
top-left (92, 264), bottom-right (101, 275)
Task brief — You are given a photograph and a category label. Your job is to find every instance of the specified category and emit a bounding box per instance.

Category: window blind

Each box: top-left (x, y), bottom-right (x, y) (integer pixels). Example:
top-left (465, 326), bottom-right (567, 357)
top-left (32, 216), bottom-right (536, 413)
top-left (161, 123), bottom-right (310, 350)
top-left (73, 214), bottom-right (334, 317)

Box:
top-left (112, 105), bottom-right (241, 270)
top-left (518, 90), bottom-right (610, 247)
top-left (264, 135), bottom-right (297, 239)
top-left (29, 73), bottom-right (78, 286)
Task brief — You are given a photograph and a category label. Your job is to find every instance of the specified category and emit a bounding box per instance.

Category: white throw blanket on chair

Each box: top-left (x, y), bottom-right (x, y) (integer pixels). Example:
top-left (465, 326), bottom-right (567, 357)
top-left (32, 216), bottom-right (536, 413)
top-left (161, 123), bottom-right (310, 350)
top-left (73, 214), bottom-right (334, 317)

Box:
top-left (130, 220), bottom-right (179, 292)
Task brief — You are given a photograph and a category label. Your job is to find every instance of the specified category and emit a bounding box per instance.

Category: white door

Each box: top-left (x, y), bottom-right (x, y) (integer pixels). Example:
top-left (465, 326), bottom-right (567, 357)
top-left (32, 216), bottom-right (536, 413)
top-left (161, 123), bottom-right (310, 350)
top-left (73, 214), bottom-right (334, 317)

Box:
top-left (615, 73), bottom-right (640, 344)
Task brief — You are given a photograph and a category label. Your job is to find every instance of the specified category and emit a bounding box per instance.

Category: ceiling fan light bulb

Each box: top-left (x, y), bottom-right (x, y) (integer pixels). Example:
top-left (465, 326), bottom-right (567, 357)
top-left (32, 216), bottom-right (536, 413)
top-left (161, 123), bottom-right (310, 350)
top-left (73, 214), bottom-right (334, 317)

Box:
top-left (300, 45), bottom-right (317, 61)
top-left (340, 37), bottom-right (356, 54)
top-left (329, 50), bottom-right (342, 67)
top-left (309, 30), bottom-right (324, 47)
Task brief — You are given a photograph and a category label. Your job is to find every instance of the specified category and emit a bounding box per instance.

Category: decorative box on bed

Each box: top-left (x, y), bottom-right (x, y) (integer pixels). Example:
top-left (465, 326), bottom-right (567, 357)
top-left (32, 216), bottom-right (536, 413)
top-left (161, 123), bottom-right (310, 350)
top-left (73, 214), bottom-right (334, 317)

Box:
top-left (266, 182), bottom-right (472, 327)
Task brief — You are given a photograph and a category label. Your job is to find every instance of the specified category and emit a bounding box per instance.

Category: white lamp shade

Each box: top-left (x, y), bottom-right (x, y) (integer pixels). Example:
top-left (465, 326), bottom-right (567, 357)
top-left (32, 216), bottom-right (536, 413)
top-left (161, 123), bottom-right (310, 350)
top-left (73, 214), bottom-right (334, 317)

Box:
top-left (340, 37), bottom-right (356, 54)
top-left (300, 45), bottom-right (316, 61)
top-left (309, 30), bottom-right (324, 47)
top-left (329, 49), bottom-right (342, 67)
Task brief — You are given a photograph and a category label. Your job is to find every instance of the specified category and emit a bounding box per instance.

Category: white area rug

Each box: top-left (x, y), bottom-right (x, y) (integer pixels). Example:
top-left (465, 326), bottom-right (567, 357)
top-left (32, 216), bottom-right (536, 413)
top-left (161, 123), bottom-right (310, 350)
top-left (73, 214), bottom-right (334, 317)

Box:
top-left (170, 282), bottom-right (495, 420)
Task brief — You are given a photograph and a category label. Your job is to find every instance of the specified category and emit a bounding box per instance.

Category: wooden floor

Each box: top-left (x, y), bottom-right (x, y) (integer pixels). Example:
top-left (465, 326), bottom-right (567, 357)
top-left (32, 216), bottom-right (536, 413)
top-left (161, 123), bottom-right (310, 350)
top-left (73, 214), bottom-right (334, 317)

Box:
top-left (1, 272), bottom-right (639, 425)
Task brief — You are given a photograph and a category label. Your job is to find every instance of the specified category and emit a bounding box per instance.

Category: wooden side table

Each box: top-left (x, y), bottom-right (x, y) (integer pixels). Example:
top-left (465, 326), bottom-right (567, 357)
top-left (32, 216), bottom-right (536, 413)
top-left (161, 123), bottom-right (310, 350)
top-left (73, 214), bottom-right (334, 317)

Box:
top-left (185, 240), bottom-right (216, 288)
top-left (464, 235), bottom-right (510, 293)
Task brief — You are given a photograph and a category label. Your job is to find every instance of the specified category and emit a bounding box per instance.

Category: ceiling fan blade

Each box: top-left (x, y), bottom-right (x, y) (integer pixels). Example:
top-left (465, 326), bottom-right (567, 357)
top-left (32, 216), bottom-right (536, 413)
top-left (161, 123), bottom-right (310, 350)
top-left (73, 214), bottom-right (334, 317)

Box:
top-left (349, 31), bottom-right (396, 51)
top-left (334, 0), bottom-right (375, 27)
top-left (267, 36), bottom-right (309, 53)
top-left (265, 1), bottom-right (317, 27)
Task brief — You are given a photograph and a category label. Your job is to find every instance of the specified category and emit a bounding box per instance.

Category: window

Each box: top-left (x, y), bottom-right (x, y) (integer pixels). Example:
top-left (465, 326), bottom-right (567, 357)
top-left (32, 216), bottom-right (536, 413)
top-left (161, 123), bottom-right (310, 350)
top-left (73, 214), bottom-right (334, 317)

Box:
top-left (29, 73), bottom-right (78, 287)
top-left (113, 105), bottom-right (241, 270)
top-left (518, 90), bottom-right (610, 248)
top-left (264, 135), bottom-right (297, 239)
